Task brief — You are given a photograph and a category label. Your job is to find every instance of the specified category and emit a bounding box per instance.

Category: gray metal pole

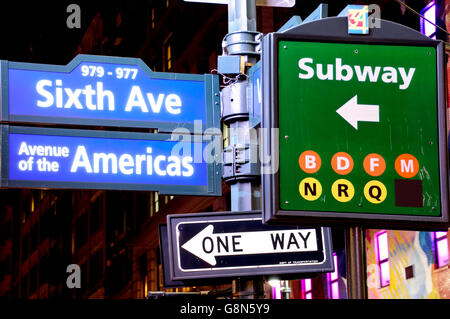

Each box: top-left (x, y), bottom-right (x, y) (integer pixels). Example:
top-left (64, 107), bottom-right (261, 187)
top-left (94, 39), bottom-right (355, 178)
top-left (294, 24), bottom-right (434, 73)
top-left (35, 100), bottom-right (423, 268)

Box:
top-left (222, 0), bottom-right (263, 299)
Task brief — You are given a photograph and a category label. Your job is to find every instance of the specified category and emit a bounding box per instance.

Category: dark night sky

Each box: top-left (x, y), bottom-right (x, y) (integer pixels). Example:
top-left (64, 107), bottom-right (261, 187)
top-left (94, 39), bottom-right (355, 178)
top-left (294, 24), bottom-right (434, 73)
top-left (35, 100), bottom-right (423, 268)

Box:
top-left (0, 0), bottom-right (430, 64)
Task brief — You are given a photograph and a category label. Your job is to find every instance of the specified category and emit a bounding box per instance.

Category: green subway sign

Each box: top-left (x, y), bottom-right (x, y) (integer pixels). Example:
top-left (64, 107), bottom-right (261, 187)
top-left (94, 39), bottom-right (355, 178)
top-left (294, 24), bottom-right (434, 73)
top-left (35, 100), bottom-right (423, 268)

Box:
top-left (261, 17), bottom-right (449, 229)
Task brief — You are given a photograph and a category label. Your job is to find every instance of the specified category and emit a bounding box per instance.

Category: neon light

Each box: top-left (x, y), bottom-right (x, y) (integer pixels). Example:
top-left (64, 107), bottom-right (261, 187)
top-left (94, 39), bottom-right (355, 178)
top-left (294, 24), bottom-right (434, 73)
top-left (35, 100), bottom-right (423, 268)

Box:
top-left (271, 280), bottom-right (282, 299)
top-left (301, 279), bottom-right (312, 299)
top-left (435, 231), bottom-right (449, 268)
top-left (420, 1), bottom-right (436, 39)
top-left (376, 231), bottom-right (390, 288)
top-left (327, 253), bottom-right (339, 299)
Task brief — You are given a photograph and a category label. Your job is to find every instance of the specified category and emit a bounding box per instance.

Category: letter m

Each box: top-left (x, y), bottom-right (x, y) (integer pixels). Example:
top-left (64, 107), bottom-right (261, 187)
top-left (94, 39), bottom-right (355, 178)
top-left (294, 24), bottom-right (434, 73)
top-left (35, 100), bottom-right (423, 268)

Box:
top-left (93, 153), bottom-right (118, 174)
top-left (401, 159), bottom-right (414, 173)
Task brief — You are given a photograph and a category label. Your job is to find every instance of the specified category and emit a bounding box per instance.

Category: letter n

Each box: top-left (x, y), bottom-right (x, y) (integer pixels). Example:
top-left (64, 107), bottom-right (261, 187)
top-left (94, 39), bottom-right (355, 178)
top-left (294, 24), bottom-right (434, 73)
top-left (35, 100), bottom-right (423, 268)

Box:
top-left (304, 182), bottom-right (316, 196)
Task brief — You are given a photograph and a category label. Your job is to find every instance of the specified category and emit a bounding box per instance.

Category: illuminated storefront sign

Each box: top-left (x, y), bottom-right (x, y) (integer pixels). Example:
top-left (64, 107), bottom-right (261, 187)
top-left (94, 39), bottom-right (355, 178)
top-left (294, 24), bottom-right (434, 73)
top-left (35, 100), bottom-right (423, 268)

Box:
top-left (1, 55), bottom-right (220, 132)
top-left (0, 125), bottom-right (221, 195)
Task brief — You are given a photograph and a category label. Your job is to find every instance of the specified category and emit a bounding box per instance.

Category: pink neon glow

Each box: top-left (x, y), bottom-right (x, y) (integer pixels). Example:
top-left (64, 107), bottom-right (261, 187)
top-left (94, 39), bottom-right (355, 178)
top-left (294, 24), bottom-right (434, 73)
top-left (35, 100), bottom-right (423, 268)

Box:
top-left (330, 254), bottom-right (338, 281)
top-left (331, 281), bottom-right (339, 299)
top-left (436, 231), bottom-right (447, 239)
top-left (435, 232), bottom-right (449, 268)
top-left (424, 2), bottom-right (436, 38)
top-left (327, 253), bottom-right (339, 299)
top-left (302, 279), bottom-right (312, 299)
top-left (272, 282), bottom-right (282, 299)
top-left (376, 231), bottom-right (390, 288)
top-left (303, 279), bottom-right (311, 292)
top-left (420, 1), bottom-right (436, 39)
top-left (379, 261), bottom-right (390, 287)
top-left (377, 232), bottom-right (389, 261)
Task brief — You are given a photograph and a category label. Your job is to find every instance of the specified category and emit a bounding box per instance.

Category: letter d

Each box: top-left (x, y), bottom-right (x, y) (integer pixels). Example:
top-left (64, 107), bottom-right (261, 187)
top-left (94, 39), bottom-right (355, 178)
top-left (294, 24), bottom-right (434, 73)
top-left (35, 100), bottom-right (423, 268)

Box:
top-left (337, 156), bottom-right (350, 170)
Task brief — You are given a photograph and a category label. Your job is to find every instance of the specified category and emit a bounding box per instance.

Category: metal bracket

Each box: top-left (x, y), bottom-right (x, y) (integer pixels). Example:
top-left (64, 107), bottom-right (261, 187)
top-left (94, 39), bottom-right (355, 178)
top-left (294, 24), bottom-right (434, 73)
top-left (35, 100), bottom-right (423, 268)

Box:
top-left (222, 31), bottom-right (262, 57)
top-left (222, 143), bottom-right (260, 183)
top-left (221, 81), bottom-right (250, 124)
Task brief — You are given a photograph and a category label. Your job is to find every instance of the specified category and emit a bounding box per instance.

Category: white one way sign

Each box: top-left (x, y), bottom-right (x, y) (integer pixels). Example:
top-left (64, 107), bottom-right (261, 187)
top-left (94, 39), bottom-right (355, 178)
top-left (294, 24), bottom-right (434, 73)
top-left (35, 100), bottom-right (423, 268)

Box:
top-left (182, 225), bottom-right (318, 265)
top-left (166, 211), bottom-right (333, 280)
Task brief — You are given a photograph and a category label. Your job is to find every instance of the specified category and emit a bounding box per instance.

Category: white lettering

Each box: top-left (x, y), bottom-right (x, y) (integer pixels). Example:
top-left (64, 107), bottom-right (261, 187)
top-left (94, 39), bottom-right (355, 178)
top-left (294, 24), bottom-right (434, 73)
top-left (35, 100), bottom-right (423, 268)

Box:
top-left (305, 155), bottom-right (316, 169)
top-left (70, 146), bottom-right (93, 173)
top-left (398, 67), bottom-right (416, 90)
top-left (354, 65), bottom-right (381, 83)
top-left (126, 88), bottom-right (183, 115)
top-left (83, 84), bottom-right (97, 110)
top-left (96, 82), bottom-right (115, 110)
top-left (298, 58), bottom-right (314, 79)
top-left (68, 145), bottom-right (195, 178)
top-left (381, 67), bottom-right (398, 84)
top-left (165, 94), bottom-right (182, 114)
top-left (336, 58), bottom-right (353, 81)
top-left (19, 142), bottom-right (30, 156)
top-left (370, 158), bottom-right (380, 172)
top-left (119, 154), bottom-right (134, 175)
top-left (297, 57), bottom-right (415, 90)
top-left (93, 153), bottom-right (118, 174)
top-left (36, 80), bottom-right (54, 107)
top-left (18, 142), bottom-right (70, 157)
top-left (154, 155), bottom-right (167, 176)
top-left (125, 86), bottom-right (148, 112)
top-left (337, 156), bottom-right (350, 170)
top-left (401, 159), bottom-right (414, 173)
top-left (147, 93), bottom-right (164, 113)
top-left (166, 156), bottom-right (181, 176)
top-left (317, 63), bottom-right (333, 80)
top-left (36, 80), bottom-right (115, 110)
top-left (182, 157), bottom-right (194, 177)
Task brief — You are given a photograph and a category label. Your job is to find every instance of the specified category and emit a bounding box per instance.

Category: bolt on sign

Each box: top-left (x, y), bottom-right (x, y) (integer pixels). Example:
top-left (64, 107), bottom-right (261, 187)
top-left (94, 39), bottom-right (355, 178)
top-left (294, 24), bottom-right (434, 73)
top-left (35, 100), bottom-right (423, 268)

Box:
top-left (261, 17), bottom-right (449, 229)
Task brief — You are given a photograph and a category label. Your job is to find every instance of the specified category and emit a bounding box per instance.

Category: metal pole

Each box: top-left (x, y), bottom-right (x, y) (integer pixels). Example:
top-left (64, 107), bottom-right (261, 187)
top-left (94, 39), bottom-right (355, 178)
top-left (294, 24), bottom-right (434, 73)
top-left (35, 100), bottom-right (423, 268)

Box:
top-left (345, 226), bottom-right (367, 299)
top-left (221, 0), bottom-right (263, 299)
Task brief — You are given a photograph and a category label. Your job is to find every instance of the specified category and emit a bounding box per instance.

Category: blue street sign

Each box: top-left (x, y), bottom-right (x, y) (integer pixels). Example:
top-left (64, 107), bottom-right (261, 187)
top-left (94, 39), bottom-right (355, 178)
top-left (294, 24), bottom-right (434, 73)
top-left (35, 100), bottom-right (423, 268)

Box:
top-left (0, 125), bottom-right (221, 195)
top-left (1, 55), bottom-right (220, 133)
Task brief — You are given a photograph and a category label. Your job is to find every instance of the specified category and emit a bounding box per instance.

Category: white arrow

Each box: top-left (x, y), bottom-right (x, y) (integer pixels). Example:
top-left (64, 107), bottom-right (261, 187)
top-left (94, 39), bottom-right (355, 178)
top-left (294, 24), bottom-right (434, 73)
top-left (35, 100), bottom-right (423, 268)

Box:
top-left (181, 225), bottom-right (317, 266)
top-left (336, 95), bottom-right (379, 130)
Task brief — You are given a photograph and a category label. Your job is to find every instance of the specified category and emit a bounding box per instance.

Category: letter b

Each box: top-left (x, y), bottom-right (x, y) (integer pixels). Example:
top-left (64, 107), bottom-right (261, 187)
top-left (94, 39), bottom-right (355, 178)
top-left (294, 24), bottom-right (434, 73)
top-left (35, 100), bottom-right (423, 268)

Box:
top-left (336, 58), bottom-right (353, 81)
top-left (299, 150), bottom-right (321, 174)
